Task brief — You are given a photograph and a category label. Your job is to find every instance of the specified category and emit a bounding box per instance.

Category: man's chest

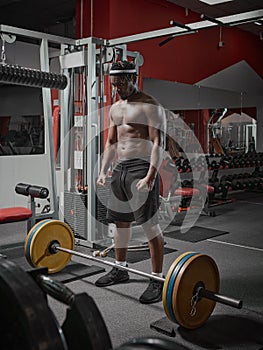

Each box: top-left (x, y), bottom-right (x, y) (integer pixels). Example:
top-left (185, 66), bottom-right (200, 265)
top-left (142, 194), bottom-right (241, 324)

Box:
top-left (112, 103), bottom-right (147, 126)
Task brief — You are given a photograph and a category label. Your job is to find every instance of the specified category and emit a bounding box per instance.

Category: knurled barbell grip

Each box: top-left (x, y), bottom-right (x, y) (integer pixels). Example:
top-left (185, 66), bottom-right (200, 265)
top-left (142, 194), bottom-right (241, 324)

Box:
top-left (51, 244), bottom-right (165, 283)
top-left (198, 287), bottom-right (243, 309)
top-left (36, 274), bottom-right (75, 306)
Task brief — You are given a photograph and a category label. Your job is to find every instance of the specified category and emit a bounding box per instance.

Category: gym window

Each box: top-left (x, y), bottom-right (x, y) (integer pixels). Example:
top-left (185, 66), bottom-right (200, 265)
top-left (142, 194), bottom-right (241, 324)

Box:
top-left (0, 114), bottom-right (45, 156)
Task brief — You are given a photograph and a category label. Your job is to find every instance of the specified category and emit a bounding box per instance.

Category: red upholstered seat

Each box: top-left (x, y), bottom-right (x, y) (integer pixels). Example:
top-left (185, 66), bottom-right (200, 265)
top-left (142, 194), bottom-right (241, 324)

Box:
top-left (174, 187), bottom-right (200, 196)
top-left (0, 207), bottom-right (32, 223)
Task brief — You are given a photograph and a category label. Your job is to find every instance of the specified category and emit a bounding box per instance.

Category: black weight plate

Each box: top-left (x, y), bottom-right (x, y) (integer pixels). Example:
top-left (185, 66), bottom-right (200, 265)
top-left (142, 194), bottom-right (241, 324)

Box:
top-left (62, 292), bottom-right (112, 350)
top-left (0, 258), bottom-right (67, 350)
top-left (116, 336), bottom-right (189, 349)
top-left (116, 346), bottom-right (153, 349)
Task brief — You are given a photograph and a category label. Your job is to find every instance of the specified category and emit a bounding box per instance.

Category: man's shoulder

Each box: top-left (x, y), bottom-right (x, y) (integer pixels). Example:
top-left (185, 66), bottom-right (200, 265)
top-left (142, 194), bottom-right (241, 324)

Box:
top-left (144, 92), bottom-right (160, 106)
top-left (109, 100), bottom-right (121, 111)
top-left (137, 91), bottom-right (160, 106)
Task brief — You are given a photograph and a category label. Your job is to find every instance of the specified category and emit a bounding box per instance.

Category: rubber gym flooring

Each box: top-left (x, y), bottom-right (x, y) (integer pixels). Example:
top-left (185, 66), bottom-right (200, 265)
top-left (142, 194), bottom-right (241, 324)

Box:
top-left (1, 190), bottom-right (263, 349)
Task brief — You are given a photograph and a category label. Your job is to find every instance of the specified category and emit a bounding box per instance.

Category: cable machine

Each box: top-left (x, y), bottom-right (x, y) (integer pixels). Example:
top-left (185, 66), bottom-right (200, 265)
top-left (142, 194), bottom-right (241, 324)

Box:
top-left (59, 41), bottom-right (143, 247)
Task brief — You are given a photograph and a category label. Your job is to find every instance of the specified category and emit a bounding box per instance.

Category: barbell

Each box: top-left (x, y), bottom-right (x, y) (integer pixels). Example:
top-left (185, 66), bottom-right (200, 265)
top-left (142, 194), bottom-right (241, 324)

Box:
top-left (24, 219), bottom-right (243, 329)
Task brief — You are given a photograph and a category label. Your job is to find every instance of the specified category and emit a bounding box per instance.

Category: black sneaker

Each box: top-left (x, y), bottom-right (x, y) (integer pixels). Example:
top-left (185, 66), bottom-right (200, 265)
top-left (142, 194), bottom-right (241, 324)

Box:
top-left (139, 279), bottom-right (163, 304)
top-left (95, 267), bottom-right (130, 287)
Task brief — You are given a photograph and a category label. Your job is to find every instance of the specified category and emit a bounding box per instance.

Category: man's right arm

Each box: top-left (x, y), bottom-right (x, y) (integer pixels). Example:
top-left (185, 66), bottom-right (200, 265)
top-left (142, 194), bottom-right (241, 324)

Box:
top-left (97, 114), bottom-right (117, 186)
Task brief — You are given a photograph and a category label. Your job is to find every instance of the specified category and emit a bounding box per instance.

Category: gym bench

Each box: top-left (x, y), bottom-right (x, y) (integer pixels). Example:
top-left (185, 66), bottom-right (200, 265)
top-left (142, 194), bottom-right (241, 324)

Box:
top-left (159, 159), bottom-right (216, 222)
top-left (0, 183), bottom-right (49, 231)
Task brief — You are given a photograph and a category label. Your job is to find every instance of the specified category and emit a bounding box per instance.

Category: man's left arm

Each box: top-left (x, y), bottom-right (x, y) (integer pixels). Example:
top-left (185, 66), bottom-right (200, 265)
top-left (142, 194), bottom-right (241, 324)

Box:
top-left (136, 104), bottom-right (166, 192)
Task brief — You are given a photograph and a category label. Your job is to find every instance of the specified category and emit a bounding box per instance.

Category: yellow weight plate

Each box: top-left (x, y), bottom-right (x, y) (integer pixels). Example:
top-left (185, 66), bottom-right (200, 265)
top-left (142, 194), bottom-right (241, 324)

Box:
top-left (24, 219), bottom-right (74, 274)
top-left (162, 252), bottom-right (196, 320)
top-left (172, 254), bottom-right (220, 329)
top-left (24, 219), bottom-right (51, 266)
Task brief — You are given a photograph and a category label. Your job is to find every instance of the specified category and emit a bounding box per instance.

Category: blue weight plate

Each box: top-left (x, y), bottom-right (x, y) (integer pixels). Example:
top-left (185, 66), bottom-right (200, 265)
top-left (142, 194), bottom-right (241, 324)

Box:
top-left (165, 252), bottom-right (198, 322)
top-left (24, 219), bottom-right (52, 266)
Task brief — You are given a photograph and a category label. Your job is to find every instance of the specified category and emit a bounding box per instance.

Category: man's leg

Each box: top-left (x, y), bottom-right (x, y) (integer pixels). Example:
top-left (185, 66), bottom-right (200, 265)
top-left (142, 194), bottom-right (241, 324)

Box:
top-left (148, 233), bottom-right (164, 274)
top-left (142, 222), bottom-right (164, 272)
top-left (139, 223), bottom-right (164, 304)
top-left (95, 222), bottom-right (131, 287)
top-left (114, 221), bottom-right (132, 262)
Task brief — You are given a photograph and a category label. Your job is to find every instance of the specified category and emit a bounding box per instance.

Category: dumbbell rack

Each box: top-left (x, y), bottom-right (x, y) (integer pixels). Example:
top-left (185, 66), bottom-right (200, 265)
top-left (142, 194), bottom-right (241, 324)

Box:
top-left (208, 154), bottom-right (263, 207)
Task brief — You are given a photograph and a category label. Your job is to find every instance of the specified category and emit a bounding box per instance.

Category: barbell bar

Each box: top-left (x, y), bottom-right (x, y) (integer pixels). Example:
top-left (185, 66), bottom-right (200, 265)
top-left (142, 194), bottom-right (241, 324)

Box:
top-left (54, 244), bottom-right (165, 282)
top-left (24, 219), bottom-right (243, 329)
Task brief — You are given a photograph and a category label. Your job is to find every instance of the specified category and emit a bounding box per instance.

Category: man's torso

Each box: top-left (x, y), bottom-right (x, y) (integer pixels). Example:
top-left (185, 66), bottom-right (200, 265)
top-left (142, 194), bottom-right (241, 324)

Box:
top-left (111, 92), bottom-right (159, 160)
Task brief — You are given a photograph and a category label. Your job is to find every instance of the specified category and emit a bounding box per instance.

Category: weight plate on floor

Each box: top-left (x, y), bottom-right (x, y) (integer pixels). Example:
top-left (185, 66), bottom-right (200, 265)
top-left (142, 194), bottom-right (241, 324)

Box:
top-left (25, 219), bottom-right (51, 266)
top-left (163, 252), bottom-right (198, 322)
top-left (62, 292), bottom-right (112, 350)
top-left (24, 219), bottom-right (74, 274)
top-left (119, 337), bottom-right (187, 349)
top-left (0, 258), bottom-right (67, 350)
top-left (173, 254), bottom-right (220, 329)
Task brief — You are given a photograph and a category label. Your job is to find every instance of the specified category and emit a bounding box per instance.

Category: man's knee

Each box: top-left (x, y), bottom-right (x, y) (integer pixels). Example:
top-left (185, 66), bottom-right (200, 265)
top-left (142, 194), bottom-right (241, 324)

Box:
top-left (114, 222), bottom-right (132, 249)
top-left (115, 221), bottom-right (131, 229)
top-left (142, 223), bottom-right (163, 241)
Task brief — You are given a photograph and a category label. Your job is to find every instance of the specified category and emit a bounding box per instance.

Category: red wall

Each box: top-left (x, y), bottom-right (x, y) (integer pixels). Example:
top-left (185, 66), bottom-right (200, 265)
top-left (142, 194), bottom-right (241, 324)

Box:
top-left (76, 0), bottom-right (263, 84)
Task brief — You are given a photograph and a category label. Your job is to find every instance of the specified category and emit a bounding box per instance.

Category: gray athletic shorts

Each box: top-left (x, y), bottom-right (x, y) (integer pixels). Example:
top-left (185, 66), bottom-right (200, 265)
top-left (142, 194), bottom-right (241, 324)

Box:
top-left (107, 158), bottom-right (160, 225)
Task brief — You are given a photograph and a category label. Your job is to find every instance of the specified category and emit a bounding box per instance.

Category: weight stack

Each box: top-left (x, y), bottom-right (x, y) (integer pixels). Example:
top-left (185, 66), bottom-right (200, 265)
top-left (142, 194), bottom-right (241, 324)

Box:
top-left (64, 191), bottom-right (87, 239)
top-left (64, 181), bottom-right (111, 241)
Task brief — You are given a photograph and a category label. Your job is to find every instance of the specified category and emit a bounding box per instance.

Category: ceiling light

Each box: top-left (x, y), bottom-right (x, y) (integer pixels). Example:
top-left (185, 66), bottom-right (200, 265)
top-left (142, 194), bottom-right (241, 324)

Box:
top-left (200, 0), bottom-right (233, 5)
top-left (254, 20), bottom-right (263, 26)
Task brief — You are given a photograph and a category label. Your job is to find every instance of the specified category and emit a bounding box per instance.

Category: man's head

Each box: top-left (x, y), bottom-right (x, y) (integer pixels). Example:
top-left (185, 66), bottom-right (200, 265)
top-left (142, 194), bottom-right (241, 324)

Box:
top-left (109, 61), bottom-right (137, 100)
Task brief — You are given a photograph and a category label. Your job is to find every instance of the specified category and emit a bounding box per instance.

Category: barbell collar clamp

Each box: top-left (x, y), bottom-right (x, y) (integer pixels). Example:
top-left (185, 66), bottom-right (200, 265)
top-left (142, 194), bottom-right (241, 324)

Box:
top-left (49, 241), bottom-right (60, 254)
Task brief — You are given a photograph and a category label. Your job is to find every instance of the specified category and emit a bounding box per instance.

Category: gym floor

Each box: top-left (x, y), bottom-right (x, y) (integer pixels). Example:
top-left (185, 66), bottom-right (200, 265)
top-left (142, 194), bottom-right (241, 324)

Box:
top-left (1, 190), bottom-right (263, 349)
